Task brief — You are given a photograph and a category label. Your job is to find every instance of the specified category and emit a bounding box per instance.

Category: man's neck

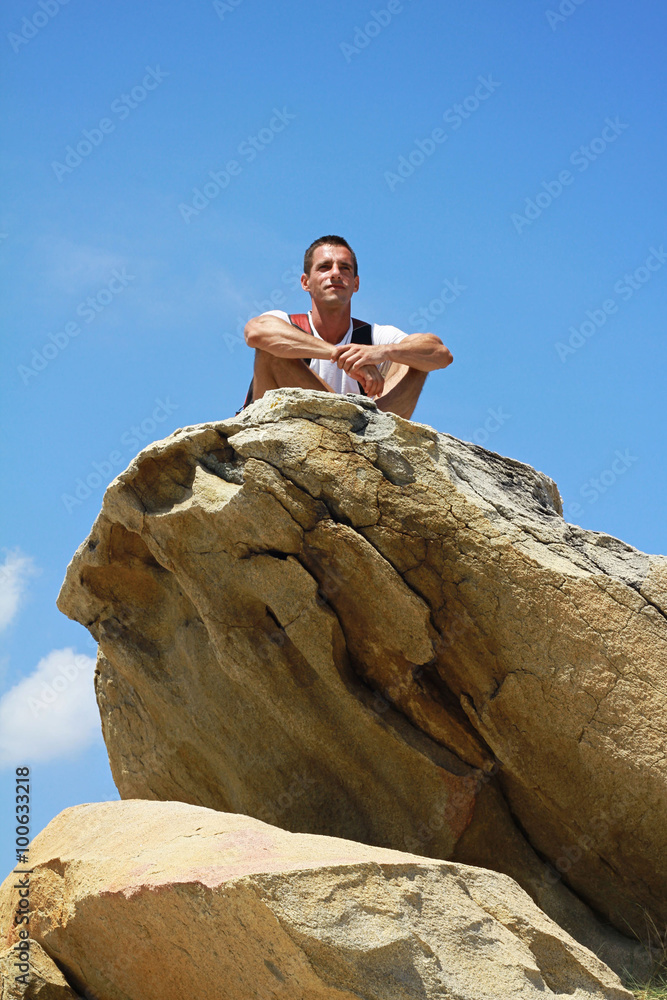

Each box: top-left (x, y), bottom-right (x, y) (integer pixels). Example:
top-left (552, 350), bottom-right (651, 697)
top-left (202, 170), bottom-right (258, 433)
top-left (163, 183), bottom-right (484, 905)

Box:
top-left (309, 302), bottom-right (352, 344)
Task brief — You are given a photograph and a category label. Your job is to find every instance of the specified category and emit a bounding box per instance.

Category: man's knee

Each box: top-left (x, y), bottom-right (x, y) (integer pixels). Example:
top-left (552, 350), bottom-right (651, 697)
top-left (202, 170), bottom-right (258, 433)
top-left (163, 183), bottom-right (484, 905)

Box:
top-left (390, 365), bottom-right (427, 392)
top-left (254, 349), bottom-right (304, 372)
top-left (252, 349), bottom-right (333, 396)
top-left (386, 362), bottom-right (425, 386)
top-left (406, 366), bottom-right (428, 392)
top-left (376, 366), bottom-right (427, 419)
top-left (253, 346), bottom-right (274, 369)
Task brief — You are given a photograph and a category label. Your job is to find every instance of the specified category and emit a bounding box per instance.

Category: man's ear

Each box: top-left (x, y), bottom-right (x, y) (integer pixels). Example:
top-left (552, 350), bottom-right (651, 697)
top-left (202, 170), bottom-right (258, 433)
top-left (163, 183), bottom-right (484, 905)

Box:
top-left (353, 275), bottom-right (360, 293)
top-left (301, 272), bottom-right (310, 291)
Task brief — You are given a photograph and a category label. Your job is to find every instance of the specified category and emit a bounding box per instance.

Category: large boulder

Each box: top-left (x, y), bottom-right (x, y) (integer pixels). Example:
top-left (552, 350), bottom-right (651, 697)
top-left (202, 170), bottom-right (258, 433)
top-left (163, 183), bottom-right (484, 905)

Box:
top-left (0, 800), bottom-right (634, 1000)
top-left (57, 388), bottom-right (667, 957)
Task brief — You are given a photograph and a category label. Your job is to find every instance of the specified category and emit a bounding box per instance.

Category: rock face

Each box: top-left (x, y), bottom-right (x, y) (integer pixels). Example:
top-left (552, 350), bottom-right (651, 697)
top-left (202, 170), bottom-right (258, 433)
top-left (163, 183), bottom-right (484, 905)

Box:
top-left (57, 388), bottom-right (667, 957)
top-left (0, 800), bottom-right (634, 1000)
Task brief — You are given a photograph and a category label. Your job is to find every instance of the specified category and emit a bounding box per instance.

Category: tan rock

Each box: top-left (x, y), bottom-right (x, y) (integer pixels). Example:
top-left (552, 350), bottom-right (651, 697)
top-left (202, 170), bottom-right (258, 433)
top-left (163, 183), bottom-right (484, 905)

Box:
top-left (57, 388), bottom-right (667, 956)
top-left (0, 800), bottom-right (634, 1000)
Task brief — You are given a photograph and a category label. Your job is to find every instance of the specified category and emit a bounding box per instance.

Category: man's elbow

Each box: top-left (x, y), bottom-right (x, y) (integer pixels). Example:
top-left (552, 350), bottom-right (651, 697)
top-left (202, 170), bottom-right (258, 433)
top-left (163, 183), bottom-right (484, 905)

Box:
top-left (422, 333), bottom-right (453, 370)
top-left (244, 316), bottom-right (265, 348)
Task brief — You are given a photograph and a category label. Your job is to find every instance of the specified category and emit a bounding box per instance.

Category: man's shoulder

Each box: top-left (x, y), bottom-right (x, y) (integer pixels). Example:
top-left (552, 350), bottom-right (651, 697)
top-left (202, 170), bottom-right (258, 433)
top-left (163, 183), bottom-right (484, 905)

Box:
top-left (260, 309), bottom-right (290, 321)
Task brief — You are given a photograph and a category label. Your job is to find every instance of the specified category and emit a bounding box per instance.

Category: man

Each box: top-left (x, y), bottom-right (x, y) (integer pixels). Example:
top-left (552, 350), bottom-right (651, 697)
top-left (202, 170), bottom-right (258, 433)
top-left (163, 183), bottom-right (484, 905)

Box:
top-left (242, 235), bottom-right (453, 420)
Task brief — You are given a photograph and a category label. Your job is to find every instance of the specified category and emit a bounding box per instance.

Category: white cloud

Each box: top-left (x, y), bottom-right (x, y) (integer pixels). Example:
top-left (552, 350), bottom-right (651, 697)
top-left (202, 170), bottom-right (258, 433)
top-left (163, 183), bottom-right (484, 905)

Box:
top-left (0, 648), bottom-right (101, 769)
top-left (0, 550), bottom-right (36, 632)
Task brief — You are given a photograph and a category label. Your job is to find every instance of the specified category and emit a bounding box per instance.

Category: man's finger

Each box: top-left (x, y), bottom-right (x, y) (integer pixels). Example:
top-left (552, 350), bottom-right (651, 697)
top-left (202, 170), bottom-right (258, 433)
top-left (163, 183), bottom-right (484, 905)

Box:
top-left (358, 365), bottom-right (383, 397)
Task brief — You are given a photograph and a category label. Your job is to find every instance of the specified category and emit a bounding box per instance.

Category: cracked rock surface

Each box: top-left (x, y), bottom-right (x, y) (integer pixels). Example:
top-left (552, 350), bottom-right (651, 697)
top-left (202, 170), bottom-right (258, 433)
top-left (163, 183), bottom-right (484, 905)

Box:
top-left (57, 388), bottom-right (666, 963)
top-left (0, 800), bottom-right (634, 1000)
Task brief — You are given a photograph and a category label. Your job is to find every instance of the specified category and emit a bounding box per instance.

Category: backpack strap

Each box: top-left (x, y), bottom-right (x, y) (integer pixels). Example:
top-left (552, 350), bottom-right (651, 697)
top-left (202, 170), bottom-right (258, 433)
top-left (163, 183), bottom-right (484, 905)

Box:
top-left (304, 316), bottom-right (373, 396)
top-left (350, 319), bottom-right (373, 396)
top-left (237, 372), bottom-right (255, 414)
top-left (289, 313), bottom-right (314, 366)
top-left (289, 313), bottom-right (311, 333)
top-left (236, 313), bottom-right (374, 413)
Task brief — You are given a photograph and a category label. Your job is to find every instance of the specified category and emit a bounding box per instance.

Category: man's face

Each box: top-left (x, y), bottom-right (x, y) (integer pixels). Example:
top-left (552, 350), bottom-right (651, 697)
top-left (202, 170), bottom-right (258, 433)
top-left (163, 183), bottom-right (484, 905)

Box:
top-left (301, 245), bottom-right (359, 309)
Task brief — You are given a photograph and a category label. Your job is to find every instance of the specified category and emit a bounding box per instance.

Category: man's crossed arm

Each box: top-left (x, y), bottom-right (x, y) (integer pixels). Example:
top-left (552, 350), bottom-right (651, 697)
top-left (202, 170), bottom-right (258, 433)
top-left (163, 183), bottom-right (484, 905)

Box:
top-left (245, 314), bottom-right (453, 396)
top-left (331, 336), bottom-right (453, 376)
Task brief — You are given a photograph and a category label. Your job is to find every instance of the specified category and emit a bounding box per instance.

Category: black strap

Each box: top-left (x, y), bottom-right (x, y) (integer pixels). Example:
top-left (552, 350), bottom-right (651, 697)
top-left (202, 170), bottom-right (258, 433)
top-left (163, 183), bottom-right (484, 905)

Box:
top-left (297, 315), bottom-right (374, 396)
top-left (237, 314), bottom-right (373, 412)
top-left (349, 320), bottom-right (373, 396)
top-left (237, 373), bottom-right (255, 414)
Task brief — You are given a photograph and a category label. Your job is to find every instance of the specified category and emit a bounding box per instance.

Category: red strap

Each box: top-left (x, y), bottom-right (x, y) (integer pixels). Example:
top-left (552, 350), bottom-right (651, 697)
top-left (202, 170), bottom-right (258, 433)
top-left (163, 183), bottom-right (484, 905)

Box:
top-left (288, 313), bottom-right (311, 334)
top-left (290, 313), bottom-right (369, 333)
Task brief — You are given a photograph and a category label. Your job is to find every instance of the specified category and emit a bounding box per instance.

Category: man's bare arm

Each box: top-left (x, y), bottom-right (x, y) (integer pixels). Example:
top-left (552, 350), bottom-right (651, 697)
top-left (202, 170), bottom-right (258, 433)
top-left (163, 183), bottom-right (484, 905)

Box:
top-left (244, 314), bottom-right (385, 395)
top-left (387, 334), bottom-right (453, 372)
top-left (331, 333), bottom-right (453, 375)
top-left (245, 314), bottom-right (334, 359)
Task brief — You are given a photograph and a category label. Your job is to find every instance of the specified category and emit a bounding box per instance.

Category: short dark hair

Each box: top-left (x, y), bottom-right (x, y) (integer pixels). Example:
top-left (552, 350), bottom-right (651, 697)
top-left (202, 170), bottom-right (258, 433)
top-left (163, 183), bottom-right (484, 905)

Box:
top-left (304, 235), bottom-right (358, 277)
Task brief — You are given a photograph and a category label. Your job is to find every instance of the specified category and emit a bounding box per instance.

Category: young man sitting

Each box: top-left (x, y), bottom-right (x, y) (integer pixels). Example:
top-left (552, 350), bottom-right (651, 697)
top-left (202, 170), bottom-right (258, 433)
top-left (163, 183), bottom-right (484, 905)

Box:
top-left (241, 235), bottom-right (453, 420)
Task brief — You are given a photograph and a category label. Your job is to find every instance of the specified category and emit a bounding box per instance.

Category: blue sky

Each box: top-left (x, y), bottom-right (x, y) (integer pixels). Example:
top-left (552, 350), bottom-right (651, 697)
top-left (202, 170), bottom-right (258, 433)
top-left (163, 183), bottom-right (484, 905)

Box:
top-left (1, 0), bottom-right (666, 851)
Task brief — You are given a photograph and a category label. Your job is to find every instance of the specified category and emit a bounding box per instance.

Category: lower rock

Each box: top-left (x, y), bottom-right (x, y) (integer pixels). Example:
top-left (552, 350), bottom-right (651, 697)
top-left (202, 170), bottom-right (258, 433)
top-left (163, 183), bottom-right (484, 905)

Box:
top-left (0, 800), bottom-right (634, 1000)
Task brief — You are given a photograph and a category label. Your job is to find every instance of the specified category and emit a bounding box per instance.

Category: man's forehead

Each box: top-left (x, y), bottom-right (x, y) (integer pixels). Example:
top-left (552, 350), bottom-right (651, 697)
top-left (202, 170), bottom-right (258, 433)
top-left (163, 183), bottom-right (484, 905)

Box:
top-left (310, 245), bottom-right (354, 265)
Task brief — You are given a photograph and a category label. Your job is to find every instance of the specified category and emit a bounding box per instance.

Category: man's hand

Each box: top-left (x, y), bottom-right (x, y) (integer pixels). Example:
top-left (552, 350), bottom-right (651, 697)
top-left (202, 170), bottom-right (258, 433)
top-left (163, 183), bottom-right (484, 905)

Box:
top-left (331, 342), bottom-right (388, 372)
top-left (330, 343), bottom-right (386, 396)
top-left (355, 364), bottom-right (385, 397)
